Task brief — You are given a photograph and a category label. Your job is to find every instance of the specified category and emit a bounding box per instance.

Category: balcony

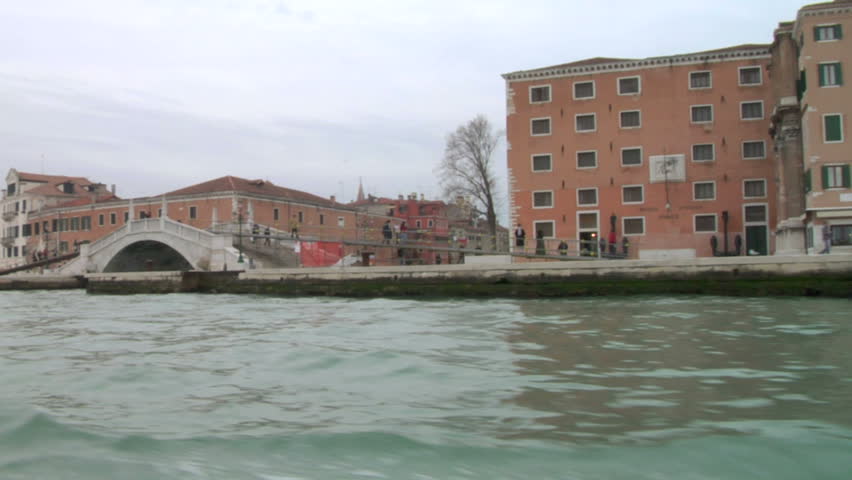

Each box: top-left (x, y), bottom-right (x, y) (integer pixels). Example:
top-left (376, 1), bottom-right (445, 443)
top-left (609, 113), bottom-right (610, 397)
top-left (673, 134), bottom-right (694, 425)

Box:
top-left (1, 236), bottom-right (15, 248)
top-left (2, 210), bottom-right (16, 221)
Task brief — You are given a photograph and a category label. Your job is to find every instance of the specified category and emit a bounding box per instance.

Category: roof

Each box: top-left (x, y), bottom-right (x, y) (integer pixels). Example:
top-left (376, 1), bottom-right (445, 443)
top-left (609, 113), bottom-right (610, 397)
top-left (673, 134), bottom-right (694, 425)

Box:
top-left (502, 44), bottom-right (771, 79)
top-left (13, 170), bottom-right (108, 198)
top-left (163, 175), bottom-right (342, 208)
top-left (55, 193), bottom-right (121, 208)
top-left (800, 0), bottom-right (852, 12)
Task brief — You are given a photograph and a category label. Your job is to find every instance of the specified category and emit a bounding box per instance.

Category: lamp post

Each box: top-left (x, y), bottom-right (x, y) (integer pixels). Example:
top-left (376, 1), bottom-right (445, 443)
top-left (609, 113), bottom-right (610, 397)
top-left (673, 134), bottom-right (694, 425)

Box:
top-left (237, 209), bottom-right (244, 263)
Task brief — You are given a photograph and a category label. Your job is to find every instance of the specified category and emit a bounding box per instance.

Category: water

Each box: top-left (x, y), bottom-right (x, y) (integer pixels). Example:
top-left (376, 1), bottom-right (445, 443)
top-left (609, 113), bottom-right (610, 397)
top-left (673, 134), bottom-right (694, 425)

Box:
top-left (1, 291), bottom-right (850, 479)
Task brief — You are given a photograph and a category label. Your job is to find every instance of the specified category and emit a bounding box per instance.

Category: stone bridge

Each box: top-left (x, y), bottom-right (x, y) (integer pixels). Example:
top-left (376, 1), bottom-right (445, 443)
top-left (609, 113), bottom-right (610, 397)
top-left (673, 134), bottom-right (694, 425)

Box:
top-left (62, 218), bottom-right (244, 273)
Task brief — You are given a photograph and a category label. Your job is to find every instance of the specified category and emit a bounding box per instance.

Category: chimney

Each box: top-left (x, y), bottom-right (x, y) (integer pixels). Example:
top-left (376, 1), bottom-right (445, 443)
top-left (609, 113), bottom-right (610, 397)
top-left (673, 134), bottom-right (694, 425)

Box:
top-left (420, 193), bottom-right (425, 201)
top-left (111, 184), bottom-right (116, 195)
top-left (398, 194), bottom-right (404, 201)
top-left (330, 195), bottom-right (336, 203)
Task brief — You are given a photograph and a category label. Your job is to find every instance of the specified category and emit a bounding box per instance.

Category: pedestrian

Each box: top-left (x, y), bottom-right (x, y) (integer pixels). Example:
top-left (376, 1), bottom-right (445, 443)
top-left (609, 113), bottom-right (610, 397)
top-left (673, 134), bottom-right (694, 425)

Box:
top-left (558, 240), bottom-right (568, 255)
top-left (251, 224), bottom-right (259, 243)
top-left (399, 221), bottom-right (408, 243)
top-left (821, 224), bottom-right (832, 254)
top-left (599, 236), bottom-right (606, 257)
top-left (608, 230), bottom-right (616, 255)
top-left (382, 220), bottom-right (392, 244)
top-left (514, 223), bottom-right (526, 248)
top-left (289, 215), bottom-right (299, 239)
top-left (264, 226), bottom-right (271, 246)
top-left (535, 230), bottom-right (546, 255)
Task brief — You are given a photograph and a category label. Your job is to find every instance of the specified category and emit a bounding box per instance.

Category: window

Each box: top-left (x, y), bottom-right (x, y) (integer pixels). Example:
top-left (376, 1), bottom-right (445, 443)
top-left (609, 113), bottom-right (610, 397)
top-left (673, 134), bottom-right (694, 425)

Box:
top-left (157, 208), bottom-right (162, 218)
top-left (693, 181), bottom-right (716, 200)
top-left (823, 164), bottom-right (851, 189)
top-left (98, 214), bottom-right (105, 226)
top-left (573, 81), bottom-right (595, 99)
top-left (831, 224), bottom-right (852, 246)
top-left (814, 24), bottom-right (842, 42)
top-left (319, 214), bottom-right (325, 225)
top-left (805, 169), bottom-right (813, 193)
top-left (690, 71), bottom-right (711, 89)
top-left (618, 76), bottom-right (640, 95)
top-left (694, 214), bottom-right (717, 233)
top-left (428, 219), bottom-right (434, 228)
top-left (530, 85), bottom-right (551, 103)
top-left (744, 179), bottom-right (767, 198)
top-left (123, 212), bottom-right (129, 222)
top-left (577, 188), bottom-right (597, 206)
top-left (576, 150), bottom-right (597, 169)
top-left (533, 191), bottom-right (554, 208)
top-left (34, 223), bottom-right (39, 235)
top-left (824, 114), bottom-right (844, 142)
top-left (818, 62), bottom-right (843, 87)
top-left (82, 216), bottom-right (91, 231)
top-left (415, 220), bottom-right (422, 229)
top-left (620, 110), bottom-right (641, 128)
top-left (623, 217), bottom-right (645, 235)
top-left (741, 101), bottom-right (764, 120)
top-left (22, 224), bottom-right (31, 237)
top-left (622, 185), bottom-right (644, 204)
top-left (739, 66), bottom-right (762, 86)
top-left (691, 105), bottom-right (713, 123)
top-left (578, 212), bottom-right (597, 229)
top-left (532, 154), bottom-right (552, 172)
top-left (338, 216), bottom-right (345, 227)
top-left (621, 147), bottom-right (642, 166)
top-left (533, 221), bottom-right (555, 239)
top-left (70, 217), bottom-right (80, 231)
top-left (110, 213), bottom-right (117, 225)
top-left (298, 212), bottom-right (304, 223)
top-left (531, 117), bottom-right (551, 136)
top-left (743, 141), bottom-right (766, 159)
top-left (692, 143), bottom-right (715, 162)
top-left (575, 114), bottom-right (596, 132)
top-left (189, 206), bottom-right (197, 219)
top-left (22, 200), bottom-right (26, 212)
top-left (273, 208), bottom-right (280, 221)
top-left (745, 205), bottom-right (767, 223)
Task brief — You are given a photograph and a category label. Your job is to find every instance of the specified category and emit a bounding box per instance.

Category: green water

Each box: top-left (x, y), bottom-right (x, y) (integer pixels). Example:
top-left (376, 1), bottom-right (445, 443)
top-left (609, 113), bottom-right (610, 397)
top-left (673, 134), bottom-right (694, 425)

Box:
top-left (1, 291), bottom-right (850, 479)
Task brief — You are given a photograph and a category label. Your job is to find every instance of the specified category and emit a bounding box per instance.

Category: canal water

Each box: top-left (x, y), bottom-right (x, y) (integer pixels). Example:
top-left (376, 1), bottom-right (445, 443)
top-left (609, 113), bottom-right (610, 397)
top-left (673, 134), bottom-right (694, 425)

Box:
top-left (1, 291), bottom-right (850, 479)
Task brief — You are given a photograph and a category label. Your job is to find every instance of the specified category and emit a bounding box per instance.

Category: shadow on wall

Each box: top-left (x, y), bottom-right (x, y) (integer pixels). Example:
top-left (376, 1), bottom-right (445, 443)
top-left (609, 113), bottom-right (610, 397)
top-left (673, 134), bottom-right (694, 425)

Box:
top-left (103, 240), bottom-right (193, 272)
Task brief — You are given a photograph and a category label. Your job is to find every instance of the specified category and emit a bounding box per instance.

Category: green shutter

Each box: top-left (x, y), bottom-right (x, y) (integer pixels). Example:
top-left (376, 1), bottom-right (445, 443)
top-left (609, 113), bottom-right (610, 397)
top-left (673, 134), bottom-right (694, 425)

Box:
top-left (819, 64), bottom-right (826, 86)
top-left (843, 165), bottom-right (851, 188)
top-left (804, 169), bottom-right (812, 193)
top-left (822, 166), bottom-right (829, 189)
top-left (835, 24), bottom-right (843, 40)
top-left (814, 26), bottom-right (820, 41)
top-left (825, 115), bottom-right (842, 142)
top-left (837, 63), bottom-right (843, 86)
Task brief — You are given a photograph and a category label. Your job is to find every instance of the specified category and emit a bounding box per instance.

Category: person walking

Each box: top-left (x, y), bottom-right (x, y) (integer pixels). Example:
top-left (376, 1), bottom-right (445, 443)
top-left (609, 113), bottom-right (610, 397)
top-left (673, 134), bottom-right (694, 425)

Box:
top-left (514, 223), bottom-right (526, 248)
top-left (382, 220), bottom-right (392, 244)
top-left (264, 226), bottom-right (271, 246)
top-left (821, 224), bottom-right (832, 254)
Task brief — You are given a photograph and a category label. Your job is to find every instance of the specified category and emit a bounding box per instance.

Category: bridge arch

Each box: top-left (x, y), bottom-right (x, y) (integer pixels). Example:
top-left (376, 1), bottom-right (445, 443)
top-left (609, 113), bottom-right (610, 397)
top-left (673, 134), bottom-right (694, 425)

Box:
top-left (103, 240), bottom-right (194, 272)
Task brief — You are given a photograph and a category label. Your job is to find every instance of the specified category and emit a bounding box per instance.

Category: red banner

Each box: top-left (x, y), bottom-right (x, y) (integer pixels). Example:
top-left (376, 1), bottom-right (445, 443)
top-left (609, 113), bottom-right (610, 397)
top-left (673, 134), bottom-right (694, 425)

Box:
top-left (299, 241), bottom-right (344, 267)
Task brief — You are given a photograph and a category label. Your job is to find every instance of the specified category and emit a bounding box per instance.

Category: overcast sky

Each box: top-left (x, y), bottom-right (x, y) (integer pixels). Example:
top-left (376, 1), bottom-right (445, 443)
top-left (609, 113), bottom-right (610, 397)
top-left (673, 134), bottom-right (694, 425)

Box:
top-left (1, 0), bottom-right (808, 216)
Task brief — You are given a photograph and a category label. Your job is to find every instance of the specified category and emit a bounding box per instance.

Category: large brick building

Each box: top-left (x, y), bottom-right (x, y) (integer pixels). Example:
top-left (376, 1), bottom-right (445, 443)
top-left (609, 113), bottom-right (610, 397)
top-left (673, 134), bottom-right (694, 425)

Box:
top-left (504, 0), bottom-right (851, 258)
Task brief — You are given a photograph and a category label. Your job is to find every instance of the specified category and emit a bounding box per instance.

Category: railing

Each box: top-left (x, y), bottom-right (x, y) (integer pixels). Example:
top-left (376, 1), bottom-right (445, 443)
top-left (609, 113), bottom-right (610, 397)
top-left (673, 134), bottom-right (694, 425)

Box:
top-left (86, 217), bottom-right (218, 256)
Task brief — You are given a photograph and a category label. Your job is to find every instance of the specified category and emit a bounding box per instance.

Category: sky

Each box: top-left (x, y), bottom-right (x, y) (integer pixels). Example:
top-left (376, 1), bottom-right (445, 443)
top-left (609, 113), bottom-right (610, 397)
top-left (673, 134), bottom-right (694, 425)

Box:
top-left (0, 0), bottom-right (810, 218)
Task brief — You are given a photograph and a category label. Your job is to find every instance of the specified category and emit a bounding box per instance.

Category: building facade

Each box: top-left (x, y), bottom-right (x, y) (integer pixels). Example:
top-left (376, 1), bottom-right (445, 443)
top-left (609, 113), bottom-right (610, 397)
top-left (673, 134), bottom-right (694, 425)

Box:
top-left (504, 46), bottom-right (776, 259)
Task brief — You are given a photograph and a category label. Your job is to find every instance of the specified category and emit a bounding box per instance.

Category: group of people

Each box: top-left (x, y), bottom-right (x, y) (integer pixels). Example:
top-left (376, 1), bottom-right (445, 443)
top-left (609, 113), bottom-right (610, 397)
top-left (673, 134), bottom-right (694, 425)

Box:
top-left (381, 220), bottom-right (409, 244)
top-left (514, 223), bottom-right (624, 257)
top-left (250, 224), bottom-right (272, 246)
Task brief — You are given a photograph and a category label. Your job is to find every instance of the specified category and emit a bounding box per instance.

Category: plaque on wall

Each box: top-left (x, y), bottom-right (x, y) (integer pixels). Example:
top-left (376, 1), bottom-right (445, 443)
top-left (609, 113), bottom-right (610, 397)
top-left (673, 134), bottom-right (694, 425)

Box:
top-left (649, 154), bottom-right (685, 184)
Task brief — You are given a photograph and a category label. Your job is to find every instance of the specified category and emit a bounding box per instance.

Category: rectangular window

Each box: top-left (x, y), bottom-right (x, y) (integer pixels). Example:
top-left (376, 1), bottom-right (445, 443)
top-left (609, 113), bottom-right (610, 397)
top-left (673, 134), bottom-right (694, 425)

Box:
top-left (123, 212), bottom-right (129, 223)
top-left (70, 217), bottom-right (80, 231)
top-left (818, 62), bottom-right (843, 87)
top-left (81, 216), bottom-right (91, 231)
top-left (22, 224), bottom-right (31, 237)
top-left (298, 211), bottom-right (304, 223)
top-left (622, 185), bottom-right (644, 204)
top-left (532, 154), bottom-right (552, 172)
top-left (692, 143), bottom-right (715, 162)
top-left (618, 76), bottom-right (640, 95)
top-left (823, 164), bottom-right (851, 189)
top-left (319, 214), bottom-right (325, 225)
top-left (744, 179), bottom-right (767, 198)
top-left (577, 188), bottom-right (597, 206)
top-left (693, 181), bottom-right (716, 200)
top-left (621, 147), bottom-right (642, 166)
top-left (623, 217), bottom-right (645, 235)
top-left (741, 101), bottom-right (764, 120)
top-left (578, 212), bottom-right (597, 229)
top-left (620, 110), bottom-right (641, 128)
top-left (531, 117), bottom-right (551, 136)
top-left (814, 24), bottom-right (842, 42)
top-left (805, 169), bottom-right (813, 193)
top-left (34, 222), bottom-right (40, 235)
top-left (691, 105), bottom-right (713, 123)
top-left (689, 71), bottom-right (711, 89)
top-left (575, 114), bottom-right (596, 132)
top-left (530, 85), bottom-right (551, 103)
top-left (743, 141), bottom-right (766, 159)
top-left (533, 191), bottom-right (554, 208)
top-left (533, 221), bottom-right (555, 239)
top-left (415, 220), bottom-right (422, 229)
top-left (694, 214), bottom-right (717, 233)
top-left (98, 214), bottom-right (105, 226)
top-left (189, 206), bottom-right (197, 219)
top-left (573, 81), bottom-right (595, 99)
top-left (831, 224), bottom-right (852, 246)
top-left (22, 200), bottom-right (26, 212)
top-left (576, 150), bottom-right (597, 169)
top-left (428, 219), bottom-right (434, 228)
top-left (745, 205), bottom-right (767, 223)
top-left (110, 213), bottom-right (117, 225)
top-left (739, 66), bottom-right (762, 86)
top-left (337, 216), bottom-right (345, 227)
top-left (273, 208), bottom-right (280, 221)
top-left (824, 114), bottom-right (844, 142)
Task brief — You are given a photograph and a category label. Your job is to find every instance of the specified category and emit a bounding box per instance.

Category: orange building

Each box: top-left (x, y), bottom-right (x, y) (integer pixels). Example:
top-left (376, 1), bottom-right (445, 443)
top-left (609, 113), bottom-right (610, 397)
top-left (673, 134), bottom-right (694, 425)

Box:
top-left (504, 45), bottom-right (776, 259)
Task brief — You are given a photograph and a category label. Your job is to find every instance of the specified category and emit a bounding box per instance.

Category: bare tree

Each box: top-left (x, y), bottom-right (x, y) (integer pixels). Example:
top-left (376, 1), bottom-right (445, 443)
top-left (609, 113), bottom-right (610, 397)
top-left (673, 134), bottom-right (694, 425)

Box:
top-left (437, 115), bottom-right (502, 247)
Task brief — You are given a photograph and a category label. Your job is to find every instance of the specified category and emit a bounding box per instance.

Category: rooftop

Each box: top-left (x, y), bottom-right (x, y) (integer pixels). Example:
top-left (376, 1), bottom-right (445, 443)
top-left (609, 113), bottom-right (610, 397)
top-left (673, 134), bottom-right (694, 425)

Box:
top-left (163, 175), bottom-right (342, 208)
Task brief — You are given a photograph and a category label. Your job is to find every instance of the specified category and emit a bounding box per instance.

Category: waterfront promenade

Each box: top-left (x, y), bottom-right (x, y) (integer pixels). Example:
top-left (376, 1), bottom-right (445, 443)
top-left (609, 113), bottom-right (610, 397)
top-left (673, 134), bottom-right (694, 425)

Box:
top-left (3, 254), bottom-right (850, 297)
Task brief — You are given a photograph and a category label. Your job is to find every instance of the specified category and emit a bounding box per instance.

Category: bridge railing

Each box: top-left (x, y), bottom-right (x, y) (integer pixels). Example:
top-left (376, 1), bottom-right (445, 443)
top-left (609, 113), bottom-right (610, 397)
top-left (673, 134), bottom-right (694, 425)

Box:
top-left (86, 218), bottom-right (219, 256)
